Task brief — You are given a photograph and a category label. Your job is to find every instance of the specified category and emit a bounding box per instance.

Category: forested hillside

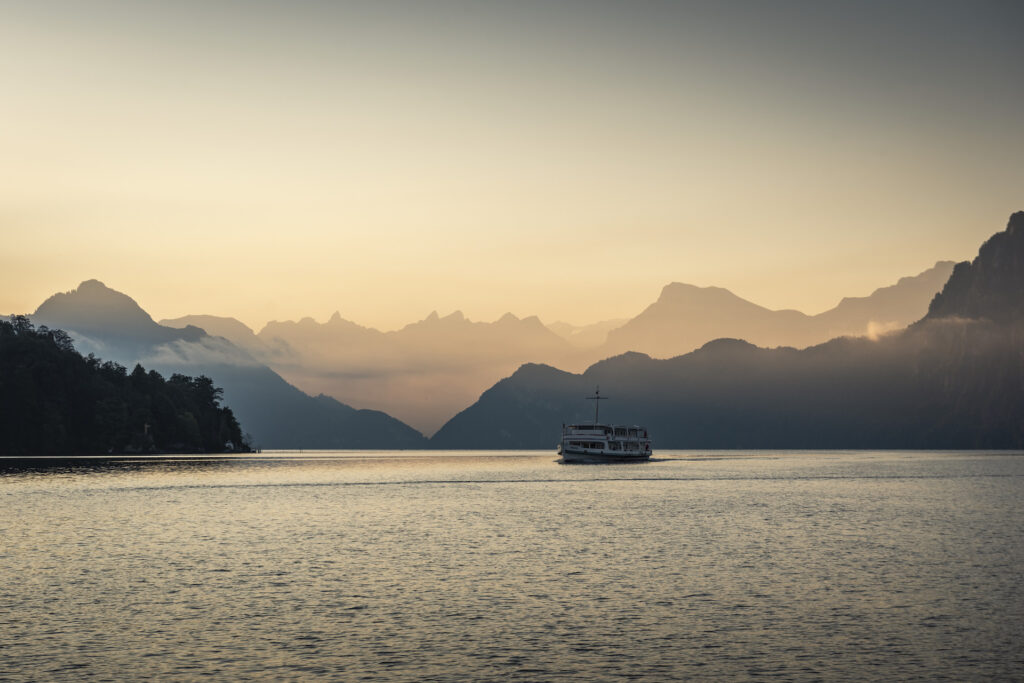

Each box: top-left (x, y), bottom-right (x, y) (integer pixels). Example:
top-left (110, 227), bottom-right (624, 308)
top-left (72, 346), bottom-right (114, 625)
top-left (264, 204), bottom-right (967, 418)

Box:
top-left (0, 316), bottom-right (247, 455)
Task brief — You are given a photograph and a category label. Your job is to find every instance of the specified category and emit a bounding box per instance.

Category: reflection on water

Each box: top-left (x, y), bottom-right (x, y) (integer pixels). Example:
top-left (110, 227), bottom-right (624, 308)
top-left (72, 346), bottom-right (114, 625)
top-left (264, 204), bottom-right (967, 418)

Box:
top-left (2, 451), bottom-right (1022, 680)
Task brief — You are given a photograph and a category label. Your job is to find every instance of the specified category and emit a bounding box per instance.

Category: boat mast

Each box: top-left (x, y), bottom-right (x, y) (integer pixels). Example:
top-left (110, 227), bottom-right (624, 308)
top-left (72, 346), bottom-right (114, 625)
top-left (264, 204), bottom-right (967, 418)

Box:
top-left (586, 386), bottom-right (608, 424)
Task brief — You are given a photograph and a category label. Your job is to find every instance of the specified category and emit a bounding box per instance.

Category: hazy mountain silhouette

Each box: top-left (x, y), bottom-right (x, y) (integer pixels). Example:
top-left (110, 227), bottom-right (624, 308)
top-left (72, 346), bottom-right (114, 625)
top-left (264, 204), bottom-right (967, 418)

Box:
top-left (601, 261), bottom-right (955, 358)
top-left (161, 261), bottom-right (949, 435)
top-left (430, 215), bottom-right (1022, 449)
top-left (34, 281), bottom-right (426, 449)
top-left (171, 308), bottom-right (579, 435)
top-left (160, 315), bottom-right (269, 356)
top-left (817, 262), bottom-right (957, 334)
top-left (186, 362), bottom-right (428, 450)
top-left (35, 280), bottom-right (207, 358)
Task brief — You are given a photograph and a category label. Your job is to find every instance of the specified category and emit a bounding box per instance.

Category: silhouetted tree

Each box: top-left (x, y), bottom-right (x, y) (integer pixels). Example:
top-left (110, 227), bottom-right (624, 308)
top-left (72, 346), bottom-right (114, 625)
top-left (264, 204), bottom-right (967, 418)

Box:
top-left (0, 317), bottom-right (248, 455)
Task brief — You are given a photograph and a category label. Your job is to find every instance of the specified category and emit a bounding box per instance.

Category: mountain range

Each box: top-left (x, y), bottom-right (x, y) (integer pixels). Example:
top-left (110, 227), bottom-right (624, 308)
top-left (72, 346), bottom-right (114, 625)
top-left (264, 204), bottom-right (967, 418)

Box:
top-left (160, 261), bottom-right (952, 434)
top-left (430, 212), bottom-right (1024, 449)
top-left (602, 261), bottom-right (955, 358)
top-left (15, 213), bottom-right (1010, 450)
top-left (32, 281), bottom-right (427, 450)
top-left (161, 308), bottom-right (578, 435)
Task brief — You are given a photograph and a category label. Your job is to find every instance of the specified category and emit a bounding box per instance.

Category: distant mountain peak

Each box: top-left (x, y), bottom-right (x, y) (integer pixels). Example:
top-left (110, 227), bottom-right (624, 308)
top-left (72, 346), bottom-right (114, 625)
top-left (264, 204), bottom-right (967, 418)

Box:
top-left (833, 260), bottom-right (957, 308)
top-left (160, 315), bottom-right (260, 349)
top-left (415, 310), bottom-right (467, 325)
top-left (35, 279), bottom-right (156, 329)
top-left (658, 282), bottom-right (699, 300)
top-left (39, 278), bottom-right (119, 302)
top-left (656, 282), bottom-right (755, 309)
top-left (321, 311), bottom-right (368, 330)
top-left (926, 211), bottom-right (1024, 323)
top-left (77, 278), bottom-right (111, 293)
top-left (1011, 210), bottom-right (1024, 233)
top-left (509, 361), bottom-right (570, 381)
top-left (660, 281), bottom-right (727, 296)
top-left (32, 280), bottom-right (210, 354)
top-left (697, 338), bottom-right (760, 353)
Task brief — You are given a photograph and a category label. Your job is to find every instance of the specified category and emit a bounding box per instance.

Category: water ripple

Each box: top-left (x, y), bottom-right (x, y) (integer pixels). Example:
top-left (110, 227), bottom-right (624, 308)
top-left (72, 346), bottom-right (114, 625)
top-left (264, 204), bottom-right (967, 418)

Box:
top-left (2, 451), bottom-right (1022, 680)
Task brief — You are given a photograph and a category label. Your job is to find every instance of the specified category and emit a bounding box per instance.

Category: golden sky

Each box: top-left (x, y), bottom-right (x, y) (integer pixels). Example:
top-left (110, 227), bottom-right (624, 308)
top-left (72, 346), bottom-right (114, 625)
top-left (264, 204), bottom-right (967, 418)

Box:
top-left (2, 1), bottom-right (1022, 331)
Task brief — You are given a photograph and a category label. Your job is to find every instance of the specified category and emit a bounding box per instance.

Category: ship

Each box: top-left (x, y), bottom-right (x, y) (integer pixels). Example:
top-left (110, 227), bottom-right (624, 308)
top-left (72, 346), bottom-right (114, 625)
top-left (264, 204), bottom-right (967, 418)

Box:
top-left (557, 387), bottom-right (652, 463)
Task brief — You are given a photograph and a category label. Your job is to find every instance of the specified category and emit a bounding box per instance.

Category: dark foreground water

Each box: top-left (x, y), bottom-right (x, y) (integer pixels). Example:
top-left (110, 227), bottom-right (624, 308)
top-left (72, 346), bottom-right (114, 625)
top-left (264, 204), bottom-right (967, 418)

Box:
top-left (1, 451), bottom-right (1022, 681)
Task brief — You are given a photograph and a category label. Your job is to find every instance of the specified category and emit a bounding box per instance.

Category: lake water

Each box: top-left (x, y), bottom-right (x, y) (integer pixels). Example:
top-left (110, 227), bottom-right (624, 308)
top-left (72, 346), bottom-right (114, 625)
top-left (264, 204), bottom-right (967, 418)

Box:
top-left (1, 451), bottom-right (1022, 681)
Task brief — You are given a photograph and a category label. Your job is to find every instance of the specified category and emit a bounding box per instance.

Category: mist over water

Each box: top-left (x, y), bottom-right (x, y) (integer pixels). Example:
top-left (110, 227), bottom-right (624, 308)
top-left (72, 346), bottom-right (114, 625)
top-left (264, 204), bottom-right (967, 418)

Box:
top-left (2, 452), bottom-right (1022, 680)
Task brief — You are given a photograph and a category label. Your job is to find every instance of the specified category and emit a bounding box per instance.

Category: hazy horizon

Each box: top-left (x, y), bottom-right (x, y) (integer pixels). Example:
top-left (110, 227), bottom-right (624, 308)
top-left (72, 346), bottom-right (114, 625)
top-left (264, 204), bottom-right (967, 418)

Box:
top-left (3, 1), bottom-right (1023, 330)
top-left (25, 254), bottom-right (958, 436)
top-left (16, 255), bottom-right (953, 335)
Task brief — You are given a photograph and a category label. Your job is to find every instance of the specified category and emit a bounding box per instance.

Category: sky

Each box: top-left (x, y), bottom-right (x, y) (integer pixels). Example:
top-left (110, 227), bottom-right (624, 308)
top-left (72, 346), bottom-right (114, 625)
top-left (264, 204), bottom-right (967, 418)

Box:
top-left (2, 0), bottom-right (1022, 331)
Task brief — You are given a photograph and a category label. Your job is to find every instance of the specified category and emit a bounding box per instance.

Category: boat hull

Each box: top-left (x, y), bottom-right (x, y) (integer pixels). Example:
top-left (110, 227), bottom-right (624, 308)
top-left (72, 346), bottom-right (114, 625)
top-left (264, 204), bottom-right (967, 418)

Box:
top-left (560, 448), bottom-right (650, 464)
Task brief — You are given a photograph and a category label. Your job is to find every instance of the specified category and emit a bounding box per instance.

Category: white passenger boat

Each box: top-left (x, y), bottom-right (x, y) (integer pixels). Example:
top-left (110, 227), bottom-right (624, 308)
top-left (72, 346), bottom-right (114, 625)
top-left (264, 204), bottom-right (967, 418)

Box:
top-left (557, 388), bottom-right (652, 463)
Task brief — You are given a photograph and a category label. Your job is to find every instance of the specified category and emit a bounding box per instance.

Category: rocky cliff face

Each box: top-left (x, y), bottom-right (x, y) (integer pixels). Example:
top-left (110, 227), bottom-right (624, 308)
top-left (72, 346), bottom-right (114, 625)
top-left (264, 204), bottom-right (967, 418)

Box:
top-left (927, 211), bottom-right (1024, 323)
